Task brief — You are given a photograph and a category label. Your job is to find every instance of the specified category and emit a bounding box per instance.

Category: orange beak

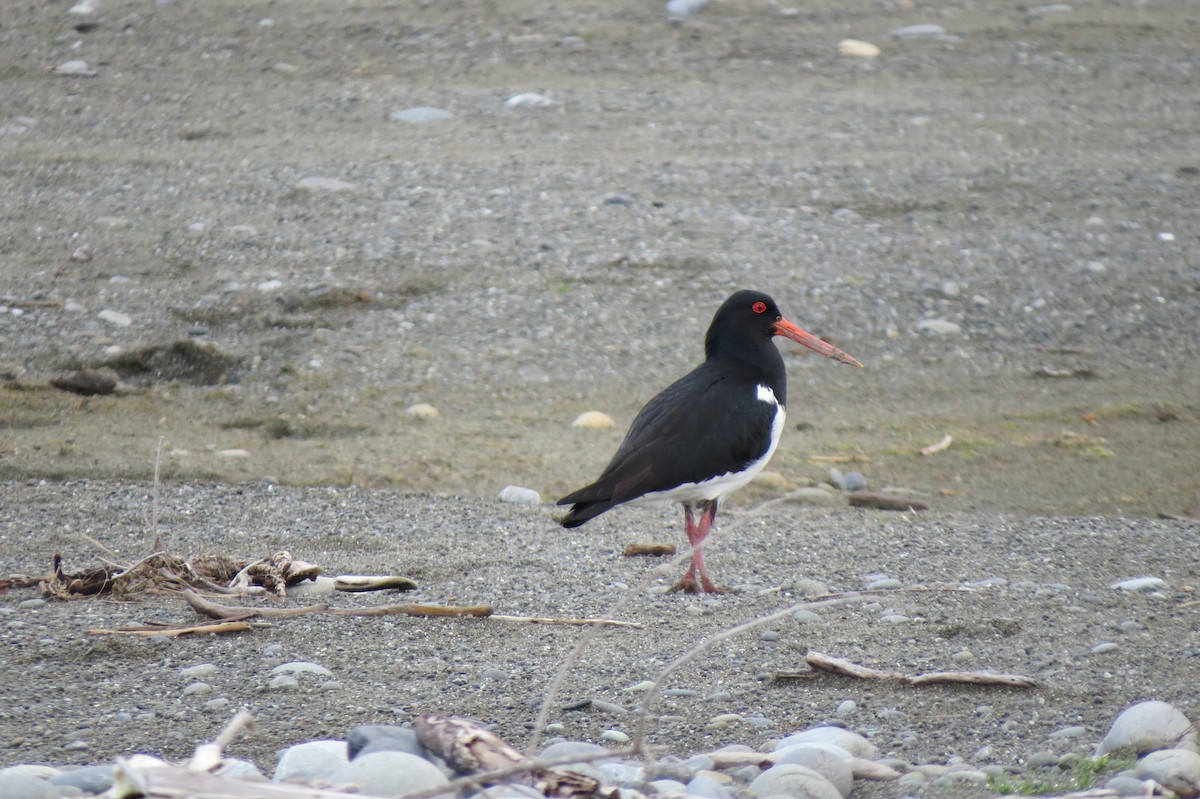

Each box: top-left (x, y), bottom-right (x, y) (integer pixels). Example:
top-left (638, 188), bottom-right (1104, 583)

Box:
top-left (774, 318), bottom-right (865, 368)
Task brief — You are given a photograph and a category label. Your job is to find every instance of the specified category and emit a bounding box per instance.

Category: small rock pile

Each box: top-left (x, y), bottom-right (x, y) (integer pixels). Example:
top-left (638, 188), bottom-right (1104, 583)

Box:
top-left (1, 700), bottom-right (1197, 799)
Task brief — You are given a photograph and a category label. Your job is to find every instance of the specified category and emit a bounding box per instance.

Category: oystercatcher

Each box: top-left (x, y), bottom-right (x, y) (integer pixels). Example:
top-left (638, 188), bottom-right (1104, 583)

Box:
top-left (557, 290), bottom-right (863, 593)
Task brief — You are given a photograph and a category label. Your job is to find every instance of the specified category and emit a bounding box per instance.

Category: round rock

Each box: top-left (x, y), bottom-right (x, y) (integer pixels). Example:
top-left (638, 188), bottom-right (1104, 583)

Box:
top-left (775, 727), bottom-right (880, 760)
top-left (273, 740), bottom-right (349, 783)
top-left (328, 751), bottom-right (449, 797)
top-left (1135, 749), bottom-right (1200, 798)
top-left (748, 764), bottom-right (843, 799)
top-left (1097, 701), bottom-right (1198, 755)
top-left (772, 743), bottom-right (854, 797)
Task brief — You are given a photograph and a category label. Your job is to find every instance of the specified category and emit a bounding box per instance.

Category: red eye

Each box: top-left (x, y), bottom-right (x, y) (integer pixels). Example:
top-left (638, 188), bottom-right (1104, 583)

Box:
top-left (751, 301), bottom-right (767, 314)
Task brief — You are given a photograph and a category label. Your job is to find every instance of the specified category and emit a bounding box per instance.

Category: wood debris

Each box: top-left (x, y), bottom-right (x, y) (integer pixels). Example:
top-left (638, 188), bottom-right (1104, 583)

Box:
top-left (919, 434), bottom-right (953, 456)
top-left (848, 492), bottom-right (931, 511)
top-left (1032, 365), bottom-right (1097, 379)
top-left (774, 651), bottom-right (1040, 689)
top-left (415, 714), bottom-right (621, 799)
top-left (622, 543), bottom-right (676, 557)
top-left (230, 550), bottom-right (321, 596)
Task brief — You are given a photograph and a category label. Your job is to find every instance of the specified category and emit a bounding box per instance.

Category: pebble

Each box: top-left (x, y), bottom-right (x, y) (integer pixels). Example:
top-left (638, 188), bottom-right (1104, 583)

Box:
top-left (497, 485), bottom-right (541, 506)
top-left (505, 93), bottom-right (554, 109)
top-left (273, 740), bottom-right (348, 783)
top-left (1097, 700), bottom-right (1199, 755)
top-left (776, 727), bottom-right (880, 760)
top-left (864, 577), bottom-right (902, 590)
top-left (600, 730), bottom-right (630, 744)
top-left (1111, 576), bottom-right (1168, 592)
top-left (295, 176), bottom-right (356, 192)
top-left (391, 107), bottom-right (454, 124)
top-left (181, 663), bottom-right (217, 679)
top-left (915, 318), bottom-right (962, 335)
top-left (748, 764), bottom-right (842, 799)
top-left (838, 39), bottom-right (880, 58)
top-left (1027, 3), bottom-right (1073, 17)
top-left (328, 751), bottom-right (448, 797)
top-left (269, 675), bottom-right (299, 691)
top-left (405, 403), bottom-right (440, 419)
top-left (98, 309), bottom-right (132, 327)
top-left (271, 661), bottom-right (333, 678)
top-left (890, 23), bottom-right (947, 38)
top-left (572, 410), bottom-right (615, 429)
top-left (346, 725), bottom-right (425, 761)
top-left (773, 743), bottom-right (855, 797)
top-left (0, 772), bottom-right (60, 799)
top-left (1136, 749), bottom-right (1200, 798)
top-left (49, 764), bottom-right (114, 793)
top-left (1092, 642), bottom-right (1119, 654)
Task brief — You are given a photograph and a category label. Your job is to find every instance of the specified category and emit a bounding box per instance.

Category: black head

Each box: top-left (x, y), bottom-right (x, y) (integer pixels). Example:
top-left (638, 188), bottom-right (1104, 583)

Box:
top-left (704, 290), bottom-right (864, 368)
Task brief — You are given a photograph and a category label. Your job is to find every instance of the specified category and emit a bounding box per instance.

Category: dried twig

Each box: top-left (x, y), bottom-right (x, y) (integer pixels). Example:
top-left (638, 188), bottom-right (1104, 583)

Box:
top-left (919, 434), bottom-right (953, 456)
top-left (89, 620), bottom-right (253, 637)
top-left (799, 650), bottom-right (1041, 688)
top-left (416, 715), bottom-right (619, 799)
top-left (489, 615), bottom-right (643, 629)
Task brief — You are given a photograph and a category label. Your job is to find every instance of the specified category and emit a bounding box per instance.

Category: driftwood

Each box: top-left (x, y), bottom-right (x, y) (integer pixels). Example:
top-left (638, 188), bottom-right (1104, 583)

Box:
top-left (490, 615), bottom-right (643, 629)
top-left (230, 551), bottom-right (321, 597)
top-left (182, 589), bottom-right (493, 621)
top-left (90, 620), bottom-right (254, 637)
top-left (622, 543), bottom-right (676, 557)
top-left (848, 492), bottom-right (931, 511)
top-left (414, 714), bottom-right (620, 799)
top-left (919, 434), bottom-right (953, 456)
top-left (775, 651), bottom-right (1040, 688)
top-left (48, 552), bottom-right (245, 598)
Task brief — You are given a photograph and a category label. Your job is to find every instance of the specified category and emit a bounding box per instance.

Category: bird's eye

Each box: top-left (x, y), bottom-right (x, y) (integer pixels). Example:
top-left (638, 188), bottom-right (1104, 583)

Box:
top-left (751, 301), bottom-right (767, 314)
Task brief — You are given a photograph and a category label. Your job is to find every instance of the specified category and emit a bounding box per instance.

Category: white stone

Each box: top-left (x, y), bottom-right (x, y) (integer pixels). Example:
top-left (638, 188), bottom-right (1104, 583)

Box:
top-left (749, 764), bottom-right (843, 799)
top-left (773, 743), bottom-right (855, 797)
top-left (405, 403), bottom-right (440, 419)
top-left (296, 176), bottom-right (356, 192)
top-left (497, 485), bottom-right (541, 506)
top-left (1097, 700), bottom-right (1198, 756)
top-left (1136, 749), bottom-right (1200, 798)
top-left (506, 93), bottom-right (554, 109)
top-left (328, 752), bottom-right (448, 797)
top-left (775, 727), bottom-right (880, 760)
top-left (1111, 576), bottom-right (1168, 592)
top-left (572, 410), bottom-right (615, 429)
top-left (273, 740), bottom-right (348, 783)
top-left (391, 106), bottom-right (454, 124)
top-left (890, 24), bottom-right (946, 38)
top-left (98, 309), bottom-right (132, 327)
top-left (838, 39), bottom-right (880, 58)
top-left (915, 318), bottom-right (962, 335)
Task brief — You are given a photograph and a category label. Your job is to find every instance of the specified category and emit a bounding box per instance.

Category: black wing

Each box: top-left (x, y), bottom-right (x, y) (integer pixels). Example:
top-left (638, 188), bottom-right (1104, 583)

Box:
top-left (558, 362), bottom-right (777, 527)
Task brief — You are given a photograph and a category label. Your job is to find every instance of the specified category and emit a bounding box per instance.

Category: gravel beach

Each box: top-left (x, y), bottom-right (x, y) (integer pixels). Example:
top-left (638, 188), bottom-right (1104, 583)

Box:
top-left (1, 0), bottom-right (1198, 796)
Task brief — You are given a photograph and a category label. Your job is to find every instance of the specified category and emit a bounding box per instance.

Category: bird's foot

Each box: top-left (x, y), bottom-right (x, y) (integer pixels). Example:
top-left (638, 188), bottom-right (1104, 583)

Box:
top-left (667, 576), bottom-right (731, 594)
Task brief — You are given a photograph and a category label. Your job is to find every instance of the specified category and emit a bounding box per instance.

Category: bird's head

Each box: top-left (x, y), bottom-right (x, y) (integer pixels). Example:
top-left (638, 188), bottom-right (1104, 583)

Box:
top-left (707, 290), bottom-right (864, 368)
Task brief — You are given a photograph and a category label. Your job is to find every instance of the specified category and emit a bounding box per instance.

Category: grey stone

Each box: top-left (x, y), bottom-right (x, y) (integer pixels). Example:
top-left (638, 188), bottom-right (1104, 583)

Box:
top-left (1097, 700), bottom-right (1198, 755)
top-left (273, 740), bottom-right (349, 783)
top-left (748, 764), bottom-right (843, 799)
top-left (347, 725), bottom-right (425, 761)
top-left (328, 751), bottom-right (448, 797)
top-left (1136, 749), bottom-right (1200, 798)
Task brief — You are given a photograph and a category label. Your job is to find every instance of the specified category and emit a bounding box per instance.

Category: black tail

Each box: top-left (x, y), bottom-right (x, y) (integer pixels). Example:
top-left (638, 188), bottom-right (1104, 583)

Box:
top-left (557, 498), bottom-right (617, 528)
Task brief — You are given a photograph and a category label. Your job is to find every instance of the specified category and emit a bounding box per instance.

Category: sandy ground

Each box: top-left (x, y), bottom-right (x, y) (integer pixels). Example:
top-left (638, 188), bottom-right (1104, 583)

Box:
top-left (0, 0), bottom-right (1198, 792)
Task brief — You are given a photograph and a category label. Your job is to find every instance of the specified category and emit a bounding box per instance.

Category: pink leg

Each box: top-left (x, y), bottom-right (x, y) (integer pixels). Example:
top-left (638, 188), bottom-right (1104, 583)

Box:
top-left (669, 500), bottom-right (726, 594)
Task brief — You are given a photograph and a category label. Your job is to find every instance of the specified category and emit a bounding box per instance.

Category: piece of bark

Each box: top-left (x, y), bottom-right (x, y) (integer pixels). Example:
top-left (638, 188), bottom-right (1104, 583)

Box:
top-left (622, 543), bottom-right (676, 557)
top-left (90, 620), bottom-right (253, 637)
top-left (848, 492), bottom-right (931, 511)
top-left (802, 651), bottom-right (1040, 688)
top-left (333, 575), bottom-right (417, 592)
top-left (489, 615), bottom-right (642, 629)
top-left (414, 715), bottom-right (619, 799)
top-left (50, 370), bottom-right (116, 396)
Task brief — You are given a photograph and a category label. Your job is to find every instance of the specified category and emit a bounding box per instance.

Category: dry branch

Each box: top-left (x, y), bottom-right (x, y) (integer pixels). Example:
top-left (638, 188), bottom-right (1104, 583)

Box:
top-left (415, 715), bottom-right (619, 799)
top-left (90, 620), bottom-right (253, 638)
top-left (490, 615), bottom-right (643, 629)
top-left (797, 651), bottom-right (1041, 688)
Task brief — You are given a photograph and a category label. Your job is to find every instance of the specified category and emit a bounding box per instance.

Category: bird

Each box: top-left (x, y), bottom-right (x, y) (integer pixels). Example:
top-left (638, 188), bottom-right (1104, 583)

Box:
top-left (557, 290), bottom-right (863, 593)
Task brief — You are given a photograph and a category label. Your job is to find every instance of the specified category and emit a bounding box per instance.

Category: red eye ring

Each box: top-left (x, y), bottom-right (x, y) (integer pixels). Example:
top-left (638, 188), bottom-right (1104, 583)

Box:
top-left (751, 301), bottom-right (767, 314)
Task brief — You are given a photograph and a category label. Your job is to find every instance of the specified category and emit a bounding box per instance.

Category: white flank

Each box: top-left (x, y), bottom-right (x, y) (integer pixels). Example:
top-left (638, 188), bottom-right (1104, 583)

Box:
top-left (632, 402), bottom-right (786, 507)
top-left (756, 383), bottom-right (778, 405)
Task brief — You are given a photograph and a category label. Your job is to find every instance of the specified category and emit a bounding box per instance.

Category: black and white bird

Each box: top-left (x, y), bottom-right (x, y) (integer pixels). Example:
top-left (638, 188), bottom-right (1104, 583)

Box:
top-left (557, 290), bottom-right (863, 593)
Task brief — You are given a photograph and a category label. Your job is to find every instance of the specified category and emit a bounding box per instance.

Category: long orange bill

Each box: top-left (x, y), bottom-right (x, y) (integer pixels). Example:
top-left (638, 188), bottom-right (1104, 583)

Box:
top-left (774, 318), bottom-right (865, 368)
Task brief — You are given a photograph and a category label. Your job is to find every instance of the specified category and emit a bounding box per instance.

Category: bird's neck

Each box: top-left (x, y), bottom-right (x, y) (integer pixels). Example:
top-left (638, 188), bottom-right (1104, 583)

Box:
top-left (707, 342), bottom-right (788, 407)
